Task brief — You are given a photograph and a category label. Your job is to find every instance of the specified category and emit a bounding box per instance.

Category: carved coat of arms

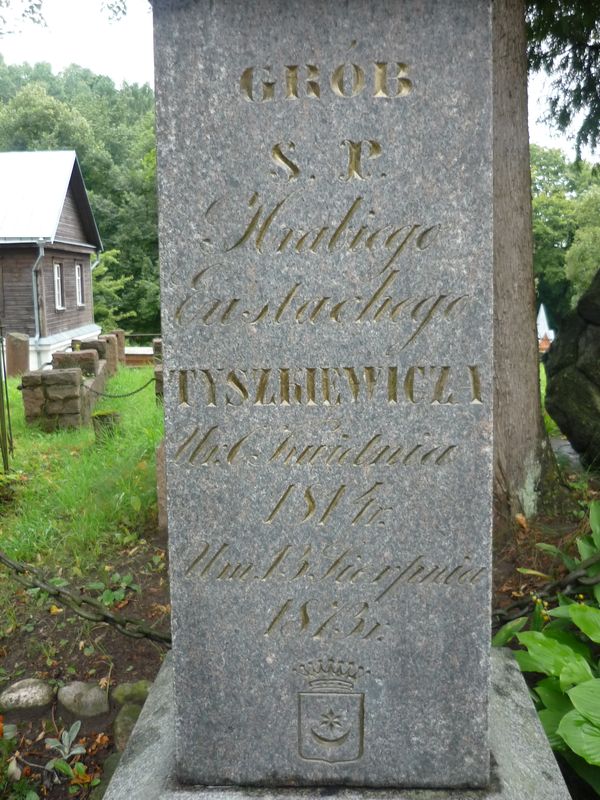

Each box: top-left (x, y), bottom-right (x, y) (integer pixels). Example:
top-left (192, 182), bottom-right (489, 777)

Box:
top-left (296, 658), bottom-right (367, 764)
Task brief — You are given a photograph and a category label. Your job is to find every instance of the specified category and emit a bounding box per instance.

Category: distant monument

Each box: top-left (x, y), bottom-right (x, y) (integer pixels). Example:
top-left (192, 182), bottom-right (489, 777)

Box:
top-left (105, 2), bottom-right (571, 798)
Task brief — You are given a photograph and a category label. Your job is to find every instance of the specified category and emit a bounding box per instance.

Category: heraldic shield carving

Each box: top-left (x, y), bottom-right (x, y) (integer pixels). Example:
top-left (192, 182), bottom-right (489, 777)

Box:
top-left (295, 658), bottom-right (367, 764)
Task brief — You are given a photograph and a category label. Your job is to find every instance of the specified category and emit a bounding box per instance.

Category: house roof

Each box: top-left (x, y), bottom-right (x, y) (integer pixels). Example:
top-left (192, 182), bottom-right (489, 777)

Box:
top-left (0, 150), bottom-right (102, 250)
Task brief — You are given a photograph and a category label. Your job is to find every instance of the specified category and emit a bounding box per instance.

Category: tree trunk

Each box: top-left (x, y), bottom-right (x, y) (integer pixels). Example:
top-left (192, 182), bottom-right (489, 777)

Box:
top-left (492, 0), bottom-right (556, 543)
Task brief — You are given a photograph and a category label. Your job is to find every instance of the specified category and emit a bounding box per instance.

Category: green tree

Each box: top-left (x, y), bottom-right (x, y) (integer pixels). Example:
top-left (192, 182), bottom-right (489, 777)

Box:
top-left (565, 186), bottom-right (600, 304)
top-left (0, 57), bottom-right (159, 332)
top-left (91, 250), bottom-right (136, 331)
top-left (530, 145), bottom-right (582, 326)
top-left (527, 2), bottom-right (600, 154)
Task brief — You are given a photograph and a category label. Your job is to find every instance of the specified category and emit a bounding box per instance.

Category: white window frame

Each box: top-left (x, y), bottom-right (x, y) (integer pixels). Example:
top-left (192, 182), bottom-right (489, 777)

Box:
top-left (53, 263), bottom-right (65, 310)
top-left (75, 263), bottom-right (84, 307)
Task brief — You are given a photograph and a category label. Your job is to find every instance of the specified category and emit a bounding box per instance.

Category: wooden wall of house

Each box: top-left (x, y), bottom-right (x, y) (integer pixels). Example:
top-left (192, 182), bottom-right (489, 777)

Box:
top-left (55, 188), bottom-right (88, 245)
top-left (0, 247), bottom-right (37, 336)
top-left (40, 249), bottom-right (94, 337)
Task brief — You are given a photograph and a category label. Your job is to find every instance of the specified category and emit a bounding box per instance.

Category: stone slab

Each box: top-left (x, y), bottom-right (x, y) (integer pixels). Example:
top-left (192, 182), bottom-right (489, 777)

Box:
top-left (154, 0), bottom-right (493, 789)
top-left (103, 650), bottom-right (571, 800)
top-left (5, 332), bottom-right (30, 377)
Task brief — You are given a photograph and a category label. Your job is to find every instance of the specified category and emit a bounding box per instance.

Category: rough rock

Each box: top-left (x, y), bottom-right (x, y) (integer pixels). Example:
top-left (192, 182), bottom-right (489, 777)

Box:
top-left (114, 703), bottom-right (142, 751)
top-left (57, 682), bottom-right (109, 717)
top-left (0, 678), bottom-right (54, 711)
top-left (112, 680), bottom-right (152, 706)
top-left (90, 752), bottom-right (121, 800)
top-left (577, 268), bottom-right (600, 325)
top-left (545, 270), bottom-right (600, 468)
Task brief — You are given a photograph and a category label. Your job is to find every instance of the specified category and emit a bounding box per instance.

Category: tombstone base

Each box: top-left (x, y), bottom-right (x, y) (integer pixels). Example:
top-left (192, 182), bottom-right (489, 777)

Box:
top-left (104, 650), bottom-right (570, 800)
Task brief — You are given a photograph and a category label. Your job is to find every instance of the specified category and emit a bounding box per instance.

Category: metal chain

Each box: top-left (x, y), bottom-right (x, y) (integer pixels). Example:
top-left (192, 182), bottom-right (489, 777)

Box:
top-left (84, 376), bottom-right (157, 399)
top-left (0, 549), bottom-right (171, 645)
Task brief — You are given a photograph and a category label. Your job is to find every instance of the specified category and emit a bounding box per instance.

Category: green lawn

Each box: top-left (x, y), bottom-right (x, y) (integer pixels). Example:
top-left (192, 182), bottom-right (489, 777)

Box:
top-left (0, 366), bottom-right (164, 566)
top-left (540, 362), bottom-right (561, 438)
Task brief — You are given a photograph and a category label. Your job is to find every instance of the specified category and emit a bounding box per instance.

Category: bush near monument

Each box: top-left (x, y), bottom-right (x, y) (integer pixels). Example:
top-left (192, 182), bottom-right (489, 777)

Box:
top-left (495, 502), bottom-right (600, 796)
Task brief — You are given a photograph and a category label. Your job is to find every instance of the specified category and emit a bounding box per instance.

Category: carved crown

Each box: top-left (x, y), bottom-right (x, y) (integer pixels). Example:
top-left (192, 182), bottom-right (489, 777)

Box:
top-left (295, 658), bottom-right (368, 692)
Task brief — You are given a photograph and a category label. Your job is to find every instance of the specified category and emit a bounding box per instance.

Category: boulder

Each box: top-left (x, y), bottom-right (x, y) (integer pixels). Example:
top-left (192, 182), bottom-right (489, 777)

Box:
top-left (57, 682), bottom-right (109, 717)
top-left (0, 678), bottom-right (54, 711)
top-left (545, 270), bottom-right (600, 469)
top-left (577, 268), bottom-right (600, 325)
top-left (113, 703), bottom-right (142, 751)
top-left (112, 680), bottom-right (152, 706)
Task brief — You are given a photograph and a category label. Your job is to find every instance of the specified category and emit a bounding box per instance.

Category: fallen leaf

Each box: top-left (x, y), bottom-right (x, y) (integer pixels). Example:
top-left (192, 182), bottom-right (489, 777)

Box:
top-left (515, 513), bottom-right (528, 531)
top-left (7, 756), bottom-right (21, 781)
top-left (49, 605), bottom-right (63, 615)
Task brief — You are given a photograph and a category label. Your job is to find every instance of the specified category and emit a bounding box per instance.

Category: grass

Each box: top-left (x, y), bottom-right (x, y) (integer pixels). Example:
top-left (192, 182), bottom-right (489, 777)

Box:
top-left (540, 362), bottom-right (561, 438)
top-left (0, 366), bottom-right (164, 567)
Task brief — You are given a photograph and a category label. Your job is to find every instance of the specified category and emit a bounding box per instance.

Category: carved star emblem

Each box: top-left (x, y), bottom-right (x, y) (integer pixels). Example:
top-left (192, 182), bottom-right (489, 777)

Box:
top-left (320, 709), bottom-right (343, 733)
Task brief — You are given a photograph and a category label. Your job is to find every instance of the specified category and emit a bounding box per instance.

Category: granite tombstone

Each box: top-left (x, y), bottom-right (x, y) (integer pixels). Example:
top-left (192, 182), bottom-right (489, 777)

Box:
top-left (154, 0), bottom-right (493, 789)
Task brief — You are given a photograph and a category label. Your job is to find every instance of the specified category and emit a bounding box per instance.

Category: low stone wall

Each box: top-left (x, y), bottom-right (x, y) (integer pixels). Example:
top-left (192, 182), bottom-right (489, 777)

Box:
top-left (72, 334), bottom-right (119, 378)
top-left (22, 368), bottom-right (85, 431)
top-left (21, 361), bottom-right (108, 432)
top-left (21, 330), bottom-right (124, 432)
top-left (52, 349), bottom-right (100, 377)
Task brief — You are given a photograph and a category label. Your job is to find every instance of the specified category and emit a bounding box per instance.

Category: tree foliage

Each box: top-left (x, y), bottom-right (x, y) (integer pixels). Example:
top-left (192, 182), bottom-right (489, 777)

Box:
top-left (0, 57), bottom-right (159, 332)
top-left (527, 2), bottom-right (600, 154)
top-left (531, 144), bottom-right (600, 325)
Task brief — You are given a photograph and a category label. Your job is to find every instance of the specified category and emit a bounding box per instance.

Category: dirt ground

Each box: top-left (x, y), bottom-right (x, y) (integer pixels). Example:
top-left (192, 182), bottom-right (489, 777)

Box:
top-left (0, 518), bottom-right (170, 799)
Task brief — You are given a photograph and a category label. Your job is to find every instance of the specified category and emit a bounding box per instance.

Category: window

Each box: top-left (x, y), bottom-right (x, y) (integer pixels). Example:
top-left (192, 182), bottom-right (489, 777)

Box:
top-left (53, 263), bottom-right (65, 310)
top-left (75, 263), bottom-right (84, 307)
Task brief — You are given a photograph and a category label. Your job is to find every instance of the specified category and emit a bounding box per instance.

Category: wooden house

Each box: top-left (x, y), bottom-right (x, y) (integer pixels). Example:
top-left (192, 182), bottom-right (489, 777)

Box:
top-left (0, 150), bottom-right (102, 369)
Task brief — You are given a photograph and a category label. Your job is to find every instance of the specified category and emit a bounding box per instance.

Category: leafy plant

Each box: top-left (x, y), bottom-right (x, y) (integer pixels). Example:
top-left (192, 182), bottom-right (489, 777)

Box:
top-left (1, 717), bottom-right (39, 800)
top-left (495, 500), bottom-right (600, 794)
top-left (86, 571), bottom-right (140, 607)
top-left (44, 720), bottom-right (99, 795)
top-left (45, 720), bottom-right (86, 769)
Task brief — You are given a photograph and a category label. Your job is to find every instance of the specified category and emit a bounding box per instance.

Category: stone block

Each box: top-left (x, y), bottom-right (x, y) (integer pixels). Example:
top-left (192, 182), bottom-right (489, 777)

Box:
top-left (152, 338), bottom-right (162, 363)
top-left (56, 414), bottom-right (83, 430)
top-left (39, 416), bottom-right (59, 433)
top-left (73, 339), bottom-right (108, 359)
top-left (100, 334), bottom-right (119, 376)
top-left (45, 384), bottom-right (81, 401)
top-left (110, 329), bottom-right (127, 364)
top-left (154, 364), bottom-right (163, 400)
top-left (53, 349), bottom-right (100, 377)
top-left (5, 332), bottom-right (30, 377)
top-left (45, 397), bottom-right (82, 415)
top-left (41, 368), bottom-right (82, 386)
top-left (22, 386), bottom-right (45, 420)
top-left (21, 371), bottom-right (43, 388)
top-left (103, 650), bottom-right (571, 800)
top-left (154, 0), bottom-right (493, 788)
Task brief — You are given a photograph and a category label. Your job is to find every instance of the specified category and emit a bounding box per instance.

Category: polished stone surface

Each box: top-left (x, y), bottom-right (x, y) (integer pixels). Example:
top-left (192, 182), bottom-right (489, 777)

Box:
top-left (103, 651), bottom-right (572, 800)
top-left (153, 0), bottom-right (493, 788)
